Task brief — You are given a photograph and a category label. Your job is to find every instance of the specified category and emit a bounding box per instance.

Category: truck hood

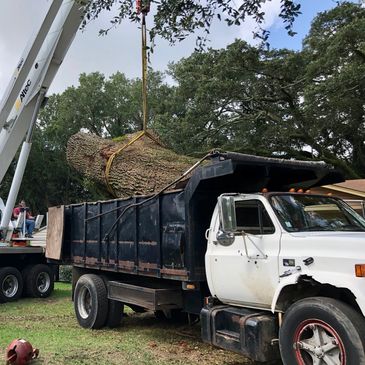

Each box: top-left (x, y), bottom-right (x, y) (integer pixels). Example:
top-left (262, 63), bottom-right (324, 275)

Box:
top-left (278, 230), bottom-right (365, 318)
top-left (280, 231), bottom-right (365, 270)
top-left (287, 231), bottom-right (365, 240)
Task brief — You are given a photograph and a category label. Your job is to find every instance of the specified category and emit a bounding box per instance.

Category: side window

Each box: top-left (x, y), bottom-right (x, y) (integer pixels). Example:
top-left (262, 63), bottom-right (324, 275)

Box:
top-left (235, 200), bottom-right (275, 235)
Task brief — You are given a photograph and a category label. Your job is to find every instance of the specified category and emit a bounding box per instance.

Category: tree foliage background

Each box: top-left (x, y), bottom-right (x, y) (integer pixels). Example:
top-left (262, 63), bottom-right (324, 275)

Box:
top-left (81, 0), bottom-right (301, 48)
top-left (0, 2), bottom-right (364, 213)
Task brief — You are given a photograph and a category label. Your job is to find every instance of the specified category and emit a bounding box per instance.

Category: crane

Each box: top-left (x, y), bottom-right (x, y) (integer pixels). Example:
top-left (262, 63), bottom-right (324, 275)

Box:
top-left (0, 0), bottom-right (84, 236)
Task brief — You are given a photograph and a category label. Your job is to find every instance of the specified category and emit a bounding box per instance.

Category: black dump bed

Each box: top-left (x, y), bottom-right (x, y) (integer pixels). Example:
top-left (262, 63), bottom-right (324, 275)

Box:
top-left (51, 152), bottom-right (343, 282)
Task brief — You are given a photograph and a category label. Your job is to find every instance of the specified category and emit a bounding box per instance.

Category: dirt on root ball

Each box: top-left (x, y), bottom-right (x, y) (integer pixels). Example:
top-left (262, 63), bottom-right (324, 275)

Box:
top-left (67, 131), bottom-right (197, 198)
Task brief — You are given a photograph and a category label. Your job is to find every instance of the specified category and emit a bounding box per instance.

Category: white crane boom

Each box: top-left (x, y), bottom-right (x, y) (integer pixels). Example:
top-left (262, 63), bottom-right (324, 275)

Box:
top-left (0, 1), bottom-right (63, 131)
top-left (0, 0), bottom-right (84, 232)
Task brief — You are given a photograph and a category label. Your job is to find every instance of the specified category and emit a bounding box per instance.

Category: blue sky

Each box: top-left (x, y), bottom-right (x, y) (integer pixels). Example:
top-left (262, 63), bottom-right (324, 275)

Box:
top-left (269, 0), bottom-right (357, 50)
top-left (0, 0), bottom-right (359, 98)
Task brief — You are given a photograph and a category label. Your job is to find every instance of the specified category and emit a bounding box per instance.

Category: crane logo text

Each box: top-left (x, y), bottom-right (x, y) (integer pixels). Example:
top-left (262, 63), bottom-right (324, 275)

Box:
top-left (20, 80), bottom-right (31, 102)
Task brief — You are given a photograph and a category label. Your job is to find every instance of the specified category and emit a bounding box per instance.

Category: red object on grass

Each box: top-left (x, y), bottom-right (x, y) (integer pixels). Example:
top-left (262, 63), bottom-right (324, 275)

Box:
top-left (5, 339), bottom-right (39, 365)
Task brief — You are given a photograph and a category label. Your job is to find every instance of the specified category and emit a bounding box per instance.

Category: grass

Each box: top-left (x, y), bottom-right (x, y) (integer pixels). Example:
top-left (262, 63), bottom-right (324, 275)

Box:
top-left (0, 283), bottom-right (261, 365)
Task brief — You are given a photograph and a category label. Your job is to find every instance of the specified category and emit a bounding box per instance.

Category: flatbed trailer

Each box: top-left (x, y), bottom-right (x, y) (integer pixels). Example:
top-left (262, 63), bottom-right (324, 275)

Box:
top-left (0, 246), bottom-right (44, 255)
top-left (0, 243), bottom-right (55, 302)
top-left (0, 0), bottom-right (83, 304)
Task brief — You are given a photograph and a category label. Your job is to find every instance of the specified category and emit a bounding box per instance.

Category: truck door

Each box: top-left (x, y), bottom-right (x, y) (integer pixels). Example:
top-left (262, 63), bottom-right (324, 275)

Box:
top-left (206, 197), bottom-right (281, 310)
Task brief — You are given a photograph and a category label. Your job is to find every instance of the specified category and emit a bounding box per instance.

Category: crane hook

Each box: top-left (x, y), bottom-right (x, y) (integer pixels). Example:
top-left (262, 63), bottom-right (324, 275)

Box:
top-left (136, 0), bottom-right (150, 15)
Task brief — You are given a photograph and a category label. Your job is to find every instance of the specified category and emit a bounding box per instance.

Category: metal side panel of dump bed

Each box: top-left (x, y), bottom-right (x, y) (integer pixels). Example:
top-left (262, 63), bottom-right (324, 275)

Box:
top-left (63, 190), bottom-right (189, 281)
top-left (53, 152), bottom-right (343, 282)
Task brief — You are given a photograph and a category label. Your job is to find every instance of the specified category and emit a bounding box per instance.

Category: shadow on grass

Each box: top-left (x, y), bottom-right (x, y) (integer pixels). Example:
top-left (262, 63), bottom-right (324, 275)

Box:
top-left (110, 311), bottom-right (283, 365)
top-left (51, 284), bottom-right (72, 299)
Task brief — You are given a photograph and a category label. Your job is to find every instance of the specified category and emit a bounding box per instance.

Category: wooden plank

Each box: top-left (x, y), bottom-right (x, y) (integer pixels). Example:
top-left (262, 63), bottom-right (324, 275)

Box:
top-left (0, 246), bottom-right (44, 254)
top-left (45, 206), bottom-right (64, 260)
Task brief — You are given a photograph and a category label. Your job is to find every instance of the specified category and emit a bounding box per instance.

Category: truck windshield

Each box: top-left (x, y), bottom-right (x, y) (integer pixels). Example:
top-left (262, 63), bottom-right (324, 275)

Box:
top-left (269, 194), bottom-right (365, 232)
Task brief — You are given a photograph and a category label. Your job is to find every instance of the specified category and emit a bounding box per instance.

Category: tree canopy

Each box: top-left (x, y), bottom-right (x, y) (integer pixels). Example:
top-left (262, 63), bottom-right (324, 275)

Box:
top-left (1, 2), bottom-right (364, 213)
top-left (153, 2), bottom-right (365, 179)
top-left (81, 0), bottom-right (301, 48)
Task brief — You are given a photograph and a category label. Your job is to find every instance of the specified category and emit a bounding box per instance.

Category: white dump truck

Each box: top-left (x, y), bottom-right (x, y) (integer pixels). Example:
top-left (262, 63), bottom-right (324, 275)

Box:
top-left (48, 152), bottom-right (365, 365)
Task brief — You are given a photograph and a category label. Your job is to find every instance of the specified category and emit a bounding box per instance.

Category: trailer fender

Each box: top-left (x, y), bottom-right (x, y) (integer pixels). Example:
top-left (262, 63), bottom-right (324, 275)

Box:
top-left (271, 272), bottom-right (365, 316)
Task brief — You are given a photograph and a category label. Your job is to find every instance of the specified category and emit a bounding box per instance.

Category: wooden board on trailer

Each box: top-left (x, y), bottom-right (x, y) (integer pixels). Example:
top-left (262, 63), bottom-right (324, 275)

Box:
top-left (46, 205), bottom-right (64, 260)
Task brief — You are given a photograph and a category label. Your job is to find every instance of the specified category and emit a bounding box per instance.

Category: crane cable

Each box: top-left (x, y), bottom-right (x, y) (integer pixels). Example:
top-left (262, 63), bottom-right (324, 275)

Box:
top-left (105, 1), bottom-right (160, 197)
top-left (141, 8), bottom-right (148, 133)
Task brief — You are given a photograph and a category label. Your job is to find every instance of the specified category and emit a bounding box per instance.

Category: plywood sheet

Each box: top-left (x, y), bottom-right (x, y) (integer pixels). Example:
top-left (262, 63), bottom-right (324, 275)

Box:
top-left (46, 205), bottom-right (64, 260)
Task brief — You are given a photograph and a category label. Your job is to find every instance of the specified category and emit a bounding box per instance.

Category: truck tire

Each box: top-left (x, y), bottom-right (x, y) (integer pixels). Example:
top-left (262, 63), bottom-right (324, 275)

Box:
top-left (106, 300), bottom-right (124, 328)
top-left (0, 267), bottom-right (23, 302)
top-left (24, 264), bottom-right (54, 298)
top-left (279, 297), bottom-right (365, 365)
top-left (74, 274), bottom-right (108, 329)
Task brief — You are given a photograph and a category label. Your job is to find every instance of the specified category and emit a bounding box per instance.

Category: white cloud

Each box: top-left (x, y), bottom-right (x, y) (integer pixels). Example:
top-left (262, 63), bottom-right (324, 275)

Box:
top-left (0, 0), bottom-right (298, 99)
top-left (239, 0), bottom-right (283, 44)
top-left (0, 0), bottom-right (50, 98)
top-left (0, 0), bottom-right (196, 98)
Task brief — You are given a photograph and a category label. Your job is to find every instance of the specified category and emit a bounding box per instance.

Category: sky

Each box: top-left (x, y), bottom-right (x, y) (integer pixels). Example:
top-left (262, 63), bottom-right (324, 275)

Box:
top-left (0, 0), bottom-right (359, 100)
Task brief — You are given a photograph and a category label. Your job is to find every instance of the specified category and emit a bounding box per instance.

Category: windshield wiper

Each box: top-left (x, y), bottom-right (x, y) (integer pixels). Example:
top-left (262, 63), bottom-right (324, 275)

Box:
top-left (300, 226), bottom-right (335, 231)
top-left (337, 225), bottom-right (365, 232)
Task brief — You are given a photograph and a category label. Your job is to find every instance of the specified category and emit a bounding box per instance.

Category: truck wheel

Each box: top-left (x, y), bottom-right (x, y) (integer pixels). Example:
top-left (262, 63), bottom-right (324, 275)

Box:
top-left (106, 300), bottom-right (124, 328)
top-left (74, 274), bottom-right (108, 329)
top-left (25, 264), bottom-right (54, 298)
top-left (0, 267), bottom-right (23, 302)
top-left (279, 297), bottom-right (365, 365)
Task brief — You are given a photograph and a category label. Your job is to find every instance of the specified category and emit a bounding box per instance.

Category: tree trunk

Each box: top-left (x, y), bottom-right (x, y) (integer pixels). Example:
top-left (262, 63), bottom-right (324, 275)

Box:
top-left (66, 132), bottom-right (197, 198)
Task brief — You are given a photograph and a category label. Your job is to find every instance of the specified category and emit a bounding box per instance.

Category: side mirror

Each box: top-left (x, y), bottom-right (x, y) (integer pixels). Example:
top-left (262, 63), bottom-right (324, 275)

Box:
top-left (216, 230), bottom-right (234, 246)
top-left (218, 195), bottom-right (237, 233)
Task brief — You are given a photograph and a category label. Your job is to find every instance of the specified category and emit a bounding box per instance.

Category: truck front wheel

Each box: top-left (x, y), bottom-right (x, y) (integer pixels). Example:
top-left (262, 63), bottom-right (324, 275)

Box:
top-left (0, 267), bottom-right (23, 302)
top-left (279, 297), bottom-right (365, 365)
top-left (74, 274), bottom-right (108, 329)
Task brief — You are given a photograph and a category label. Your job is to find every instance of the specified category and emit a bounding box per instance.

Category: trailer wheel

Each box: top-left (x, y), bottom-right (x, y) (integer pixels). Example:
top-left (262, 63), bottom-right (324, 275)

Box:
top-left (106, 300), bottom-right (124, 328)
top-left (74, 274), bottom-right (108, 329)
top-left (279, 297), bottom-right (365, 365)
top-left (25, 264), bottom-right (54, 298)
top-left (0, 267), bottom-right (23, 302)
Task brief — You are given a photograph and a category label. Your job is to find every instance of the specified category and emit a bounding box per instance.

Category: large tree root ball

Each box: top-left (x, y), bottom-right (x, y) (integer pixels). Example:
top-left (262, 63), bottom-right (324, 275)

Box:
top-left (66, 131), bottom-right (197, 198)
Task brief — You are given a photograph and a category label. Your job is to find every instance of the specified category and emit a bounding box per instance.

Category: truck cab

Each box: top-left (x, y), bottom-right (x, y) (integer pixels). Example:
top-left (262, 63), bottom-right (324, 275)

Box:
top-left (204, 191), bottom-right (365, 363)
top-left (207, 192), bottom-right (365, 311)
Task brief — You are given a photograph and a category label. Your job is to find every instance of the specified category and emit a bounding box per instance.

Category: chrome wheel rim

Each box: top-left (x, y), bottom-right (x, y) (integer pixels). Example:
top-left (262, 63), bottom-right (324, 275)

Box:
top-left (78, 286), bottom-right (92, 319)
top-left (293, 319), bottom-right (345, 365)
top-left (36, 272), bottom-right (51, 293)
top-left (2, 274), bottom-right (19, 298)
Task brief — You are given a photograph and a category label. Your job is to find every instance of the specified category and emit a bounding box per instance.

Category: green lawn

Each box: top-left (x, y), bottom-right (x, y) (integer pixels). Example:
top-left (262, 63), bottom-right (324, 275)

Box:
top-left (0, 283), bottom-right (257, 365)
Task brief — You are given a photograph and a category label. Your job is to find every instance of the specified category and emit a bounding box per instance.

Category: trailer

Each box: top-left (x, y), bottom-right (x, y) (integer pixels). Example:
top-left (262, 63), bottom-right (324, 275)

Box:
top-left (0, 1), bottom-right (83, 302)
top-left (0, 245), bottom-right (55, 302)
top-left (46, 152), bottom-right (365, 364)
